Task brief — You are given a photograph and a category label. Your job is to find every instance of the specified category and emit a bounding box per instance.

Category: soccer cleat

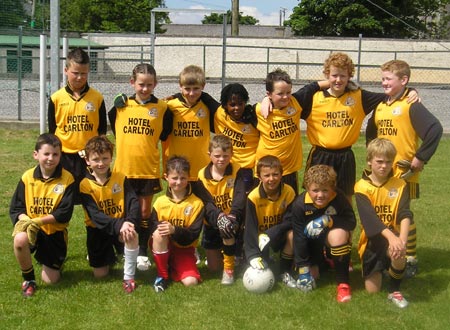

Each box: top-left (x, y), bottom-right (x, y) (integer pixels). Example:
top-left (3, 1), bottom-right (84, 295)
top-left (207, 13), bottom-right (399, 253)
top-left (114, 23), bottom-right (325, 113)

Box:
top-left (136, 256), bottom-right (151, 271)
top-left (388, 291), bottom-right (409, 308)
top-left (280, 272), bottom-right (297, 288)
top-left (194, 248), bottom-right (201, 265)
top-left (22, 280), bottom-right (36, 297)
top-left (405, 257), bottom-right (418, 278)
top-left (336, 283), bottom-right (352, 303)
top-left (221, 269), bottom-right (235, 285)
top-left (154, 276), bottom-right (168, 293)
top-left (122, 279), bottom-right (137, 294)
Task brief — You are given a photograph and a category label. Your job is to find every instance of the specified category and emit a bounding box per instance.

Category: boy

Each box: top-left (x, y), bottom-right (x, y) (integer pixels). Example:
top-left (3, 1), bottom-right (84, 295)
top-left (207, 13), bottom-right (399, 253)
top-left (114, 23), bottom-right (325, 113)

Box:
top-left (286, 165), bottom-right (355, 303)
top-left (48, 48), bottom-right (107, 200)
top-left (10, 133), bottom-right (75, 297)
top-left (108, 63), bottom-right (171, 272)
top-left (355, 138), bottom-right (413, 308)
top-left (79, 136), bottom-right (140, 294)
top-left (365, 59), bottom-right (442, 276)
top-left (244, 155), bottom-right (297, 288)
top-left (197, 135), bottom-right (246, 284)
top-left (150, 156), bottom-right (205, 292)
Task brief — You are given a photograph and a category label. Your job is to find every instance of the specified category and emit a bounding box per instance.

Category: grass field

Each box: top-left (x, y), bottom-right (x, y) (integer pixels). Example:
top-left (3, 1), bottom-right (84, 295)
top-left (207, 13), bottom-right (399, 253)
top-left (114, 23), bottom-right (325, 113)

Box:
top-left (1, 128), bottom-right (449, 330)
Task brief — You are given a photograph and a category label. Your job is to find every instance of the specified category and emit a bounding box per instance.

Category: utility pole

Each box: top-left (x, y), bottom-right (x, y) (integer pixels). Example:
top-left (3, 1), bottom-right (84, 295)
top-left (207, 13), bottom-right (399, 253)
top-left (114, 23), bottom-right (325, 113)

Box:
top-left (231, 0), bottom-right (239, 36)
top-left (279, 7), bottom-right (287, 26)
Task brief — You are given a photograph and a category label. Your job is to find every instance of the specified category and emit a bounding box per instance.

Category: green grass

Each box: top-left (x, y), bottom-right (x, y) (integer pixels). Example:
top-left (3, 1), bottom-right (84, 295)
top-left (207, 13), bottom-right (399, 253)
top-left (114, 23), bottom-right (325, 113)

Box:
top-left (1, 128), bottom-right (449, 329)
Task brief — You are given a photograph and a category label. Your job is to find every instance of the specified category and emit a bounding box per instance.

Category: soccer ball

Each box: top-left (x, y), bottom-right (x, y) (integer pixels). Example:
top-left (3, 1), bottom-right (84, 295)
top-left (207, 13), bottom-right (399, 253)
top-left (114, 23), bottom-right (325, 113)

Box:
top-left (242, 266), bottom-right (275, 294)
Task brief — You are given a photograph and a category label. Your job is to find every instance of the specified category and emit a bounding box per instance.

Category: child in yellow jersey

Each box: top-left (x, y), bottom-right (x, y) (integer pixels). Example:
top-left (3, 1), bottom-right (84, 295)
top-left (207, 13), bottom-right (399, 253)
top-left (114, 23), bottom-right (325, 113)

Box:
top-left (10, 133), bottom-right (75, 297)
top-left (108, 63), bottom-right (171, 272)
top-left (355, 138), bottom-right (413, 308)
top-left (79, 136), bottom-right (140, 294)
top-left (198, 135), bottom-right (246, 285)
top-left (244, 155), bottom-right (297, 289)
top-left (150, 156), bottom-right (205, 292)
top-left (48, 48), bottom-right (107, 202)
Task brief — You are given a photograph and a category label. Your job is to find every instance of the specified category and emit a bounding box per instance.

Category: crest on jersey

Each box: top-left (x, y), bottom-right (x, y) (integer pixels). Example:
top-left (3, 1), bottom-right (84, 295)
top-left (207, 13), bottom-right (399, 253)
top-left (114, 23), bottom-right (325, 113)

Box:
top-left (53, 183), bottom-right (65, 194)
top-left (392, 107), bottom-right (402, 116)
top-left (226, 178), bottom-right (235, 188)
top-left (196, 108), bottom-right (207, 118)
top-left (112, 183), bottom-right (122, 194)
top-left (388, 188), bottom-right (399, 198)
top-left (85, 102), bottom-right (96, 112)
top-left (184, 205), bottom-right (193, 216)
top-left (242, 124), bottom-right (252, 134)
top-left (286, 107), bottom-right (296, 116)
top-left (148, 107), bottom-right (158, 117)
top-left (324, 205), bottom-right (337, 215)
top-left (345, 97), bottom-right (355, 106)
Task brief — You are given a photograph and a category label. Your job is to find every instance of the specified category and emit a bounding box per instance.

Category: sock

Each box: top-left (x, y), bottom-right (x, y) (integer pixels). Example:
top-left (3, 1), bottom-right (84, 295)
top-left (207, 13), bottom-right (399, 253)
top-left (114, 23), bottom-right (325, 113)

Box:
top-left (139, 218), bottom-right (151, 256)
top-left (406, 222), bottom-right (417, 259)
top-left (123, 246), bottom-right (139, 281)
top-left (388, 265), bottom-right (405, 293)
top-left (22, 266), bottom-right (35, 282)
top-left (330, 243), bottom-right (352, 284)
top-left (222, 244), bottom-right (236, 271)
top-left (279, 252), bottom-right (293, 275)
top-left (152, 250), bottom-right (170, 279)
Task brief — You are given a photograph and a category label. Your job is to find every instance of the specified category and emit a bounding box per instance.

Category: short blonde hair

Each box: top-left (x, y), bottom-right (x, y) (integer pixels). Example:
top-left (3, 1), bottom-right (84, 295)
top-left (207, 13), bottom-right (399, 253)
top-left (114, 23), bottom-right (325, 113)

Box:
top-left (323, 52), bottom-right (355, 78)
top-left (209, 134), bottom-right (232, 152)
top-left (303, 165), bottom-right (337, 190)
top-left (381, 60), bottom-right (411, 81)
top-left (179, 65), bottom-right (205, 86)
top-left (366, 138), bottom-right (397, 162)
top-left (256, 155), bottom-right (283, 177)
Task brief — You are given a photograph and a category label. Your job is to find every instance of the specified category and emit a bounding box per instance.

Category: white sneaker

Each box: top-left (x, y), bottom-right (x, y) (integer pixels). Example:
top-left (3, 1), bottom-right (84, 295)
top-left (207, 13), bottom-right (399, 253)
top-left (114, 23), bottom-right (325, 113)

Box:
top-left (221, 269), bottom-right (235, 285)
top-left (388, 291), bottom-right (409, 308)
top-left (136, 256), bottom-right (151, 271)
top-left (280, 272), bottom-right (297, 288)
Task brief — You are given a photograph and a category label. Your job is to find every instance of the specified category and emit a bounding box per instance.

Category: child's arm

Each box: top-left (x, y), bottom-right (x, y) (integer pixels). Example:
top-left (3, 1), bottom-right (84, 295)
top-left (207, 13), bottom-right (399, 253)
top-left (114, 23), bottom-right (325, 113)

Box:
top-left (98, 99), bottom-right (107, 135)
top-left (200, 92), bottom-right (220, 133)
top-left (354, 193), bottom-right (388, 237)
top-left (47, 98), bottom-right (57, 133)
top-left (243, 198), bottom-right (263, 263)
top-left (229, 168), bottom-right (247, 222)
top-left (107, 107), bottom-right (117, 136)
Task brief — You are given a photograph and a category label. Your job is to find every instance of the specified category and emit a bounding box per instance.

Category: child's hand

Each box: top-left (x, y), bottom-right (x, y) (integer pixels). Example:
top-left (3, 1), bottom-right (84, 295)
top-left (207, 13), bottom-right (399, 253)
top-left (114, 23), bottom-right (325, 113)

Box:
top-left (157, 221), bottom-right (173, 236)
top-left (406, 89), bottom-right (421, 104)
top-left (114, 93), bottom-right (128, 108)
top-left (388, 236), bottom-right (406, 260)
top-left (260, 96), bottom-right (272, 119)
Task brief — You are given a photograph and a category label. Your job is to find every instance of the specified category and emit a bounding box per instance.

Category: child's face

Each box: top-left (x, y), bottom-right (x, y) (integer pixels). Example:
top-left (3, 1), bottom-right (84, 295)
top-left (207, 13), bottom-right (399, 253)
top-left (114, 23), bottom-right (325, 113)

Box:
top-left (381, 71), bottom-right (408, 97)
top-left (180, 84), bottom-right (204, 106)
top-left (225, 94), bottom-right (246, 121)
top-left (86, 151), bottom-right (112, 177)
top-left (258, 166), bottom-right (282, 196)
top-left (65, 62), bottom-right (89, 92)
top-left (368, 154), bottom-right (393, 181)
top-left (131, 73), bottom-right (157, 103)
top-left (306, 183), bottom-right (334, 208)
top-left (327, 65), bottom-right (350, 96)
top-left (209, 147), bottom-right (232, 171)
top-left (33, 144), bottom-right (61, 175)
top-left (267, 81), bottom-right (292, 109)
top-left (165, 169), bottom-right (189, 193)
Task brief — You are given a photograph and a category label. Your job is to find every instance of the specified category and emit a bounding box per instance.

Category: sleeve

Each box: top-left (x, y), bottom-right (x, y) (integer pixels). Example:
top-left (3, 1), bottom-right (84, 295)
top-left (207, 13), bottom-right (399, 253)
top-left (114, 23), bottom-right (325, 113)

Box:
top-left (355, 193), bottom-right (387, 238)
top-left (171, 207), bottom-right (205, 246)
top-left (160, 107), bottom-right (173, 141)
top-left (149, 206), bottom-right (160, 235)
top-left (243, 198), bottom-right (261, 260)
top-left (191, 180), bottom-right (221, 228)
top-left (409, 103), bottom-right (443, 162)
top-left (285, 196), bottom-right (311, 267)
top-left (200, 92), bottom-right (220, 133)
top-left (229, 168), bottom-right (247, 223)
top-left (292, 82), bottom-right (320, 119)
top-left (329, 192), bottom-right (357, 232)
top-left (365, 111), bottom-right (377, 146)
top-left (47, 98), bottom-right (56, 133)
top-left (49, 181), bottom-right (75, 224)
top-left (124, 178), bottom-right (140, 228)
top-left (107, 107), bottom-right (117, 136)
top-left (9, 180), bottom-right (26, 225)
top-left (98, 100), bottom-right (107, 135)
top-left (396, 185), bottom-right (414, 225)
top-left (361, 90), bottom-right (385, 115)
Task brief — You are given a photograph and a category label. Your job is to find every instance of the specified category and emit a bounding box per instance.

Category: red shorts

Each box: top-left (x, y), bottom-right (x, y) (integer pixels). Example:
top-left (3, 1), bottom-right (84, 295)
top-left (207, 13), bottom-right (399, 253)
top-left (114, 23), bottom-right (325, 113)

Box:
top-left (169, 244), bottom-right (201, 283)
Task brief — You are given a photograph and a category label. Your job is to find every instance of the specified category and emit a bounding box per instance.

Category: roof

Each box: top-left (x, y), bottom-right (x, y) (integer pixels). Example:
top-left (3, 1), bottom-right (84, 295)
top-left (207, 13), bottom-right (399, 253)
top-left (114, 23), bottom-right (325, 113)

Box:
top-left (0, 35), bottom-right (106, 48)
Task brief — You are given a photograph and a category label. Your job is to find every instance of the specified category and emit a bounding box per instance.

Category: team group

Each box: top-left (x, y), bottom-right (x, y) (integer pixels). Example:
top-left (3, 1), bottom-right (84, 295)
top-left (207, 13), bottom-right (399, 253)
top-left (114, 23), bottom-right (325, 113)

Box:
top-left (10, 48), bottom-right (443, 308)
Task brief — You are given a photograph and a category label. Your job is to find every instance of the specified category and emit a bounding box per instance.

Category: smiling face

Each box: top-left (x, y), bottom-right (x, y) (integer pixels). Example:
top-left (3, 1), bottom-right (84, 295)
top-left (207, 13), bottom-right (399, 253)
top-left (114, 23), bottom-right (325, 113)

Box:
top-left (306, 183), bottom-right (335, 208)
top-left (267, 80), bottom-right (292, 109)
top-left (180, 84), bottom-right (204, 106)
top-left (225, 94), bottom-right (246, 121)
top-left (131, 73), bottom-right (157, 103)
top-left (86, 151), bottom-right (112, 179)
top-left (165, 169), bottom-right (189, 195)
top-left (326, 65), bottom-right (350, 97)
top-left (34, 143), bottom-right (61, 177)
top-left (258, 166), bottom-right (282, 197)
top-left (381, 70), bottom-right (408, 97)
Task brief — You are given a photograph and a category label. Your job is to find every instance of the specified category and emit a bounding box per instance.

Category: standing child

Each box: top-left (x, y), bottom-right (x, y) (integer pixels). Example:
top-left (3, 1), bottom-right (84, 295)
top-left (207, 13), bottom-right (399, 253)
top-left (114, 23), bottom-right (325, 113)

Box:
top-left (244, 155), bottom-right (297, 288)
top-left (10, 133), bottom-right (75, 297)
top-left (79, 136), bottom-right (140, 294)
top-left (48, 47), bottom-right (107, 199)
top-left (286, 165), bottom-right (356, 303)
top-left (365, 59), bottom-right (442, 276)
top-left (355, 138), bottom-right (413, 308)
top-left (108, 63), bottom-right (171, 272)
top-left (150, 156), bottom-right (205, 292)
top-left (197, 135), bottom-right (246, 284)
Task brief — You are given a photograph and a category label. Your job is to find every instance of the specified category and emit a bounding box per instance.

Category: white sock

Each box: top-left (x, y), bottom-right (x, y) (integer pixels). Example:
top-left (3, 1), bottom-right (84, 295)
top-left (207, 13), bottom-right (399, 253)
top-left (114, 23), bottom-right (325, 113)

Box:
top-left (123, 247), bottom-right (139, 280)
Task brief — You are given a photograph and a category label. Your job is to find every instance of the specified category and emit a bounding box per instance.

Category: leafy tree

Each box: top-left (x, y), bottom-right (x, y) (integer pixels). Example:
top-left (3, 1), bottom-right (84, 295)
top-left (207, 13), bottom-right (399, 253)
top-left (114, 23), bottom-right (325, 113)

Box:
top-left (286, 0), bottom-right (450, 38)
top-left (0, 0), bottom-right (28, 29)
top-left (202, 10), bottom-right (258, 25)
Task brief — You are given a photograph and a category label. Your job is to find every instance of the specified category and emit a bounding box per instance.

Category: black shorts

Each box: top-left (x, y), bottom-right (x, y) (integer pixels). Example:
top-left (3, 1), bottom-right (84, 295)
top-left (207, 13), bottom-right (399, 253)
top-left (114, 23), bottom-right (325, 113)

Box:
top-left (305, 146), bottom-right (355, 196)
top-left (61, 152), bottom-right (87, 186)
top-left (201, 224), bottom-right (222, 250)
top-left (282, 172), bottom-right (298, 194)
top-left (128, 178), bottom-right (162, 197)
top-left (34, 230), bottom-right (68, 270)
top-left (361, 234), bottom-right (390, 278)
top-left (86, 226), bottom-right (122, 268)
top-left (241, 168), bottom-right (258, 194)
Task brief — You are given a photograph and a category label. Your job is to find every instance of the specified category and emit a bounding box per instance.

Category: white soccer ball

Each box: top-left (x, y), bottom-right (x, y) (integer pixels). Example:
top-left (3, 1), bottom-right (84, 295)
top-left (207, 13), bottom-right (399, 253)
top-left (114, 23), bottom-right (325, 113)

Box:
top-left (242, 266), bottom-right (275, 294)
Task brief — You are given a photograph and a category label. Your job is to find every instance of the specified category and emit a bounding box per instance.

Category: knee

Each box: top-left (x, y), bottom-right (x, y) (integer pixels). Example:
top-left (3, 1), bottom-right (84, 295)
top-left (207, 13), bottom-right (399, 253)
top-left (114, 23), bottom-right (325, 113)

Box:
top-left (14, 232), bottom-right (29, 249)
top-left (182, 276), bottom-right (199, 287)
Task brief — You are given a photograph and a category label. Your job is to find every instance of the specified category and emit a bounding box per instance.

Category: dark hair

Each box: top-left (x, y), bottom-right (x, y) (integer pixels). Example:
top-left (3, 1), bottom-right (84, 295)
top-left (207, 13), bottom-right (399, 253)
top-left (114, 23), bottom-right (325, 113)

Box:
top-left (35, 133), bottom-right (61, 151)
top-left (66, 47), bottom-right (90, 67)
top-left (166, 155), bottom-right (190, 175)
top-left (84, 135), bottom-right (114, 159)
top-left (220, 83), bottom-right (249, 108)
top-left (265, 68), bottom-right (292, 93)
top-left (256, 155), bottom-right (283, 176)
top-left (132, 63), bottom-right (157, 81)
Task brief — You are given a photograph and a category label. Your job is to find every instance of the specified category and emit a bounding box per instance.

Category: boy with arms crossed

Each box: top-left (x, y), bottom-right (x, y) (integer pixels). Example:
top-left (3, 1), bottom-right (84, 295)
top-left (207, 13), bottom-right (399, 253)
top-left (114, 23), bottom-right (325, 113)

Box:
top-left (10, 133), bottom-right (75, 297)
top-left (355, 138), bottom-right (413, 308)
top-left (79, 136), bottom-right (140, 294)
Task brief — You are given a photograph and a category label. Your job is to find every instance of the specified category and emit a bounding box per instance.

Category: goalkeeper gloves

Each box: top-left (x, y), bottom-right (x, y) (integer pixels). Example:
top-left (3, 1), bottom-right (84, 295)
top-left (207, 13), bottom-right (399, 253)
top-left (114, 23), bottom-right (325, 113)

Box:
top-left (26, 218), bottom-right (43, 247)
top-left (397, 159), bottom-right (414, 180)
top-left (249, 257), bottom-right (268, 270)
top-left (114, 93), bottom-right (128, 108)
top-left (296, 266), bottom-right (316, 292)
top-left (217, 213), bottom-right (237, 239)
top-left (258, 233), bottom-right (270, 251)
top-left (12, 216), bottom-right (32, 237)
top-left (304, 215), bottom-right (333, 239)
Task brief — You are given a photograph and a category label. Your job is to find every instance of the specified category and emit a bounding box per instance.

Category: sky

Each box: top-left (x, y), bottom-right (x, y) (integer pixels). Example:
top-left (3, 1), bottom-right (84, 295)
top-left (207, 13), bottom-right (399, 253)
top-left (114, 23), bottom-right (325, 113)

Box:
top-left (163, 0), bottom-right (300, 26)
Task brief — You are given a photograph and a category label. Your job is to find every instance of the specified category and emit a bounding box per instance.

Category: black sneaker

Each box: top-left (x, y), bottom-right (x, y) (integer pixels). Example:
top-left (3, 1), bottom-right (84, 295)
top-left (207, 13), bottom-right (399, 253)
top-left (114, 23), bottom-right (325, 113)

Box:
top-left (154, 276), bottom-right (168, 293)
top-left (22, 280), bottom-right (37, 297)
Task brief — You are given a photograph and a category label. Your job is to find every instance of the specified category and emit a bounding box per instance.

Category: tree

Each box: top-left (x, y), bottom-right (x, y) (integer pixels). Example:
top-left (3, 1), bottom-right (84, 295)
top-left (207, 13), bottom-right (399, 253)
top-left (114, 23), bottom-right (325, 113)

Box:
top-left (286, 0), bottom-right (450, 38)
top-left (0, 0), bottom-right (28, 29)
top-left (202, 10), bottom-right (258, 25)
